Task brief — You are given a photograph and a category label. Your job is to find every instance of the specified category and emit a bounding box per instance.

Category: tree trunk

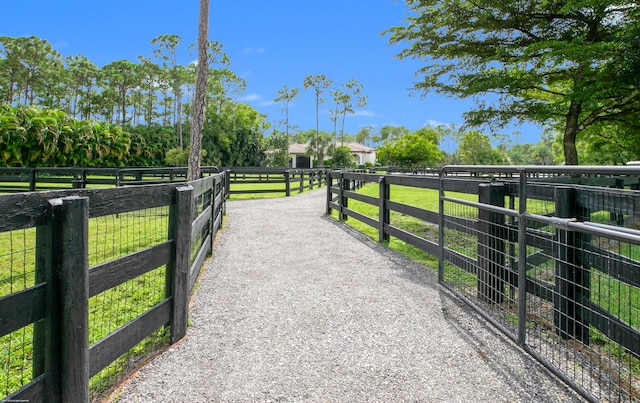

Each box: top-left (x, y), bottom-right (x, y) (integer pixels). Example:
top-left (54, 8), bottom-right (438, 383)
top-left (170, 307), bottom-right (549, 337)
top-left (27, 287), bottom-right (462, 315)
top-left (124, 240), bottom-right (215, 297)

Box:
top-left (563, 100), bottom-right (581, 166)
top-left (187, 0), bottom-right (209, 181)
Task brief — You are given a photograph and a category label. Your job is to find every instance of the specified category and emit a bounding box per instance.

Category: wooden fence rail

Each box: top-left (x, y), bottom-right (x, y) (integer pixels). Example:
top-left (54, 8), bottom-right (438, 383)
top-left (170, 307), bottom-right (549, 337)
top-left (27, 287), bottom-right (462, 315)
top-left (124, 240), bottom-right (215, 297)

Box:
top-left (0, 173), bottom-right (225, 402)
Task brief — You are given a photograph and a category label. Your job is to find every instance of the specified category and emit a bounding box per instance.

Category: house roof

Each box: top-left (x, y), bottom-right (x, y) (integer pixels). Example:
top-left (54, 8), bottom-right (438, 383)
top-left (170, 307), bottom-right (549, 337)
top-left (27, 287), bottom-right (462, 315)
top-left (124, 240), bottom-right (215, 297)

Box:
top-left (288, 143), bottom-right (309, 154)
top-left (344, 142), bottom-right (374, 153)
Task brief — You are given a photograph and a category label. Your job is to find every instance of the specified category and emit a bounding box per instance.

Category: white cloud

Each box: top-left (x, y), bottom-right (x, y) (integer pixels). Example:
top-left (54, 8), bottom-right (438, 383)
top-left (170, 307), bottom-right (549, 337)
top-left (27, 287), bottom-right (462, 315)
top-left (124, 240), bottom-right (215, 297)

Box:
top-left (242, 47), bottom-right (267, 55)
top-left (238, 93), bottom-right (262, 102)
top-left (425, 119), bottom-right (453, 127)
top-left (353, 110), bottom-right (376, 117)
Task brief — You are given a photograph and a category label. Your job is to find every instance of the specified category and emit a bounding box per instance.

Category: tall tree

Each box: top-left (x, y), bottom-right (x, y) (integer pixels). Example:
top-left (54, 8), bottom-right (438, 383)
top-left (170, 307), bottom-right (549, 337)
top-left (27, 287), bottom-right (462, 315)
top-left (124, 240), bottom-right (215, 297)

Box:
top-left (386, 0), bottom-right (640, 165)
top-left (187, 0), bottom-right (209, 180)
top-left (101, 60), bottom-right (138, 125)
top-left (65, 55), bottom-right (99, 119)
top-left (332, 78), bottom-right (367, 145)
top-left (303, 74), bottom-right (332, 166)
top-left (355, 125), bottom-right (374, 147)
top-left (152, 34), bottom-right (185, 148)
top-left (209, 68), bottom-right (244, 113)
top-left (274, 85), bottom-right (299, 149)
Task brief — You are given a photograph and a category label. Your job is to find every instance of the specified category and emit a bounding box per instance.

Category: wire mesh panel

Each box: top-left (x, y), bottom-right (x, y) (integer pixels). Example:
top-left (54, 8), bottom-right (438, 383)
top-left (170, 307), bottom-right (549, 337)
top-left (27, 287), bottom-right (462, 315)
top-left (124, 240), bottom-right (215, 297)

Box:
top-left (526, 217), bottom-right (640, 402)
top-left (441, 190), bottom-right (521, 339)
top-left (0, 229), bottom-right (37, 397)
top-left (87, 206), bottom-right (170, 397)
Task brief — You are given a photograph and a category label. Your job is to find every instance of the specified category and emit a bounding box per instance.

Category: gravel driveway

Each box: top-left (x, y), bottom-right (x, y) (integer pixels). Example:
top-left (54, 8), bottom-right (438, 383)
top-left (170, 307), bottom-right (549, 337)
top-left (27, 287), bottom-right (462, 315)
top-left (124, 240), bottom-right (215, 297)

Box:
top-left (114, 188), bottom-right (583, 402)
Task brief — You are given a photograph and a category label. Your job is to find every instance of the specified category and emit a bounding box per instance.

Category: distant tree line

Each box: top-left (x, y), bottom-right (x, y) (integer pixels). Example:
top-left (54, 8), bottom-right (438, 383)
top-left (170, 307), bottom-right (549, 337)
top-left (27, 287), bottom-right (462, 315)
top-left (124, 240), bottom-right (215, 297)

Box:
top-left (0, 35), bottom-right (266, 167)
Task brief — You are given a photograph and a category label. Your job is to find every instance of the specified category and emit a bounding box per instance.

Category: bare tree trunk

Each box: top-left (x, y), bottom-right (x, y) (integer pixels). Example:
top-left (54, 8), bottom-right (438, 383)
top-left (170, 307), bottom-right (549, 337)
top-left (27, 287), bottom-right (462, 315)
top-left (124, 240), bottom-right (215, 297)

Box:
top-left (187, 0), bottom-right (210, 181)
top-left (563, 100), bottom-right (581, 166)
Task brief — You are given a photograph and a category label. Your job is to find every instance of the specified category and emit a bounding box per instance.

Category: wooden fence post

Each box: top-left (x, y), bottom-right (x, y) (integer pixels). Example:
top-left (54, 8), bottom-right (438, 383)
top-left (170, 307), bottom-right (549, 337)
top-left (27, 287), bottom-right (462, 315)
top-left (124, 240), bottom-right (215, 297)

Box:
top-left (285, 170), bottom-right (291, 197)
top-left (378, 176), bottom-right (390, 243)
top-left (32, 201), bottom-right (61, 402)
top-left (326, 173), bottom-right (333, 215)
top-left (167, 186), bottom-right (193, 344)
top-left (340, 173), bottom-right (350, 221)
top-left (477, 183), bottom-right (506, 304)
top-left (554, 186), bottom-right (590, 344)
top-left (45, 196), bottom-right (90, 402)
top-left (29, 168), bottom-right (37, 191)
top-left (299, 170), bottom-right (304, 192)
top-left (224, 170), bottom-right (231, 198)
top-left (610, 178), bottom-right (624, 225)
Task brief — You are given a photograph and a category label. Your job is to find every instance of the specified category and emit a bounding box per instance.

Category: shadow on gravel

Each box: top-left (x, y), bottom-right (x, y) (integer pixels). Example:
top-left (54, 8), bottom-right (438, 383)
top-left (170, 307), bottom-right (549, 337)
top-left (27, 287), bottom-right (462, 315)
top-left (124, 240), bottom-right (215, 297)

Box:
top-left (325, 216), bottom-right (583, 403)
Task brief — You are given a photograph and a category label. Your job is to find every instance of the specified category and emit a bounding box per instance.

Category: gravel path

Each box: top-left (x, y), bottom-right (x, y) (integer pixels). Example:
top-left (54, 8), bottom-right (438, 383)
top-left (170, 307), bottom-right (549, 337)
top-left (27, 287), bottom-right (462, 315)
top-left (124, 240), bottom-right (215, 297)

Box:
top-left (114, 189), bottom-right (583, 402)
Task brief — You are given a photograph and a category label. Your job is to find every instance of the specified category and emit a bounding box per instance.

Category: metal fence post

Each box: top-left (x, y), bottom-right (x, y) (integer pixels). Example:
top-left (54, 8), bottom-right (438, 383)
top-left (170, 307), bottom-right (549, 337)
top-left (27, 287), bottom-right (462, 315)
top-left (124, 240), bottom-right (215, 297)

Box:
top-left (378, 176), bottom-right (390, 243)
top-left (517, 169), bottom-right (528, 345)
top-left (477, 182), bottom-right (506, 304)
top-left (554, 186), bottom-right (590, 344)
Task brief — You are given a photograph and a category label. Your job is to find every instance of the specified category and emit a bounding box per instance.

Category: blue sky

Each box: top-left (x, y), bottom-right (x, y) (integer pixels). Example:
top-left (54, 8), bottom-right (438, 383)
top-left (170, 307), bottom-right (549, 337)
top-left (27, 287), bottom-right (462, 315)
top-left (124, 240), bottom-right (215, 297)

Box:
top-left (3, 0), bottom-right (543, 151)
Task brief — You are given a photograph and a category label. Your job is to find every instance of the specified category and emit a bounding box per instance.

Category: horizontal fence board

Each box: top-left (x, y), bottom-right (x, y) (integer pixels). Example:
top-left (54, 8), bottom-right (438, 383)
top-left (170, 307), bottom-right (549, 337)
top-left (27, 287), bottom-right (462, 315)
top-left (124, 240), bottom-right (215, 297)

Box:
top-left (89, 242), bottom-right (172, 297)
top-left (585, 299), bottom-right (640, 359)
top-left (229, 179), bottom-right (286, 184)
top-left (523, 228), bottom-right (555, 251)
top-left (442, 178), bottom-right (481, 194)
top-left (506, 183), bottom-right (555, 201)
top-left (525, 250), bottom-right (553, 268)
top-left (444, 215), bottom-right (477, 234)
top-left (343, 190), bottom-right (378, 206)
top-left (387, 200), bottom-right (439, 224)
top-left (228, 189), bottom-right (286, 194)
top-left (213, 210), bottom-right (223, 234)
top-left (189, 235), bottom-right (211, 291)
top-left (342, 207), bottom-right (378, 229)
top-left (385, 175), bottom-right (439, 189)
top-left (190, 176), bottom-right (214, 198)
top-left (385, 224), bottom-right (440, 257)
top-left (89, 299), bottom-right (171, 377)
top-left (214, 192), bottom-right (223, 214)
top-left (0, 192), bottom-right (52, 231)
top-left (586, 245), bottom-right (640, 288)
top-left (443, 248), bottom-right (477, 274)
top-left (341, 172), bottom-right (380, 183)
top-left (69, 185), bottom-right (175, 217)
top-left (0, 283), bottom-right (46, 337)
top-left (576, 187), bottom-right (640, 215)
top-left (329, 201), bottom-right (340, 211)
top-left (191, 205), bottom-right (212, 241)
top-left (5, 374), bottom-right (45, 403)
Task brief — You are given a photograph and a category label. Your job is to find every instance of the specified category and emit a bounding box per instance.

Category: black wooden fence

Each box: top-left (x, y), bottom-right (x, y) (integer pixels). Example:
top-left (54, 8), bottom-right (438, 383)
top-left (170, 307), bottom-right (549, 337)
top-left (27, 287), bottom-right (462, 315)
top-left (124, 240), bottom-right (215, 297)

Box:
top-left (327, 166), bottom-right (640, 403)
top-left (223, 167), bottom-right (327, 197)
top-left (0, 167), bottom-right (328, 197)
top-left (0, 173), bottom-right (225, 402)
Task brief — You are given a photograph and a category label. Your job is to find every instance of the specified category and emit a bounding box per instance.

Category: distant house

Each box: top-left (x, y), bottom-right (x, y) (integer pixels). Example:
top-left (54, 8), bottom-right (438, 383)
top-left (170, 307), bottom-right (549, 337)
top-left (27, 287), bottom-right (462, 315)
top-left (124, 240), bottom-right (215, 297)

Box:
top-left (288, 142), bottom-right (376, 168)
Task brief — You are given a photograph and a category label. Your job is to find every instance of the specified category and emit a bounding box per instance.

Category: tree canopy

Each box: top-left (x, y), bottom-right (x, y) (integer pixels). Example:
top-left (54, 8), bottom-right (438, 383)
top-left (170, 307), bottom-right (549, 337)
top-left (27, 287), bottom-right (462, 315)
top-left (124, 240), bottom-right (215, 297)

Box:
top-left (385, 0), bottom-right (640, 165)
